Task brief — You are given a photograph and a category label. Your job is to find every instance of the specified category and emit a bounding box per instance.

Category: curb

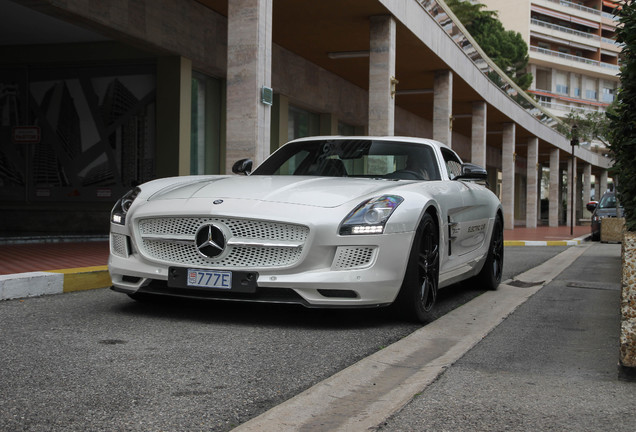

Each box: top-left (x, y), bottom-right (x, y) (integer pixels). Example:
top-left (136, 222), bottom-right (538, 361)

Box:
top-left (0, 234), bottom-right (591, 301)
top-left (504, 239), bottom-right (582, 246)
top-left (0, 266), bottom-right (110, 301)
top-left (504, 234), bottom-right (590, 247)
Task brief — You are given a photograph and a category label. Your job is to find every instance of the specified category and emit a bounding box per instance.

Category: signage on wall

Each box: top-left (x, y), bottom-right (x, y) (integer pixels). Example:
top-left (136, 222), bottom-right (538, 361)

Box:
top-left (261, 86), bottom-right (273, 105)
top-left (12, 126), bottom-right (41, 144)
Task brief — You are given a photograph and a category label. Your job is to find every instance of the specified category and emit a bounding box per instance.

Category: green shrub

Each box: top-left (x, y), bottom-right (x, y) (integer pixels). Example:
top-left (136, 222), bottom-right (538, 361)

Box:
top-left (609, 0), bottom-right (636, 231)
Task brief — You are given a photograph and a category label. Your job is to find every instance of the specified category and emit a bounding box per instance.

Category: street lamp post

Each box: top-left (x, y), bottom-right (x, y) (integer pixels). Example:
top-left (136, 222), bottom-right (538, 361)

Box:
top-left (570, 125), bottom-right (579, 236)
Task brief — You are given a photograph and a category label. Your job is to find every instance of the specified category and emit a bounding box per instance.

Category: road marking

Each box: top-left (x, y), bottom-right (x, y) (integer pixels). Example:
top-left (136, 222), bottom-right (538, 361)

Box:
top-left (233, 243), bottom-right (591, 432)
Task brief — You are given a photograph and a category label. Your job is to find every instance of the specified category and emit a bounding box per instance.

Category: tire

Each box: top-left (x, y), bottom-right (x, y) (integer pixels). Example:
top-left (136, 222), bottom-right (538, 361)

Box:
top-left (475, 214), bottom-right (504, 290)
top-left (394, 213), bottom-right (440, 323)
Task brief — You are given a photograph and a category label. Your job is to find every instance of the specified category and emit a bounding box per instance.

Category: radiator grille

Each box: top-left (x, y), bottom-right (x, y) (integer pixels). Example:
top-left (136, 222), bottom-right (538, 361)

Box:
top-left (137, 217), bottom-right (309, 269)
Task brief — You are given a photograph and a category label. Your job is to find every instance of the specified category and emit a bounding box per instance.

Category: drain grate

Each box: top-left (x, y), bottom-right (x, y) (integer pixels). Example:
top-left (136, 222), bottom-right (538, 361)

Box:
top-left (507, 280), bottom-right (545, 288)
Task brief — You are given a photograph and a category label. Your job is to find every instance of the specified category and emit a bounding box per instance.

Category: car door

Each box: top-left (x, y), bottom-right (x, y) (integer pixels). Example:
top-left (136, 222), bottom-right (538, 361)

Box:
top-left (440, 148), bottom-right (490, 272)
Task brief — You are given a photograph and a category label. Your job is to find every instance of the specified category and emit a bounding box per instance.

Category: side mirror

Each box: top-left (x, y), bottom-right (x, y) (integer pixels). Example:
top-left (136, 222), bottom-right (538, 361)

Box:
top-left (232, 158), bottom-right (253, 175)
top-left (586, 201), bottom-right (598, 212)
top-left (455, 163), bottom-right (487, 181)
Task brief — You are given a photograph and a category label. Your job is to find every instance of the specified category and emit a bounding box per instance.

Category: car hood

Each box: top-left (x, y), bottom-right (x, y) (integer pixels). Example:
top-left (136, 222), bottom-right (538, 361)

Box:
top-left (595, 207), bottom-right (619, 217)
top-left (147, 175), bottom-right (404, 208)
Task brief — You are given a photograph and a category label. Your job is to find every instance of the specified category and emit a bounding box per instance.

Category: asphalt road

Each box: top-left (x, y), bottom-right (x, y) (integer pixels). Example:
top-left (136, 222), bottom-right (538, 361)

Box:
top-left (0, 246), bottom-right (568, 431)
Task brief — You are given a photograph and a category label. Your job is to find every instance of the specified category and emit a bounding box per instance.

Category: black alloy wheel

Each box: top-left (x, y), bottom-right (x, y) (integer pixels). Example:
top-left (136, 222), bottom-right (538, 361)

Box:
top-left (417, 215), bottom-right (439, 313)
top-left (476, 214), bottom-right (503, 290)
top-left (395, 212), bottom-right (439, 323)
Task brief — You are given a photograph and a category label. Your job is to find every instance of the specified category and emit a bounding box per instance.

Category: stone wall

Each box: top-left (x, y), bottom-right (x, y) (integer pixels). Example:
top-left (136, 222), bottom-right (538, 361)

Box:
top-left (621, 230), bottom-right (636, 368)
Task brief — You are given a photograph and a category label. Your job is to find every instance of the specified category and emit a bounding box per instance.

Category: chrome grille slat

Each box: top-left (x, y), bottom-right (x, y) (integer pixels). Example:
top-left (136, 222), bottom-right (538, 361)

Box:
top-left (137, 217), bottom-right (309, 268)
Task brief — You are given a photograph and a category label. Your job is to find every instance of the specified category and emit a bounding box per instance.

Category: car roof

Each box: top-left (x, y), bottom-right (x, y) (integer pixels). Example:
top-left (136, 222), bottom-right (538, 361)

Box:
top-left (287, 135), bottom-right (450, 151)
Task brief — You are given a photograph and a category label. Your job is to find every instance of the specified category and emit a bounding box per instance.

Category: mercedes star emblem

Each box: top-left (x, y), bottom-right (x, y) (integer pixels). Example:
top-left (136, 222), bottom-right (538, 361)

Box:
top-left (195, 224), bottom-right (226, 258)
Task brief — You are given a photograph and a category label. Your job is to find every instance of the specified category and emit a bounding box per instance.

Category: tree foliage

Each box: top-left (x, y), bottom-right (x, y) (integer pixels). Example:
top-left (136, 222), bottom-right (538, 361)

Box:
top-left (608, 0), bottom-right (636, 230)
top-left (556, 102), bottom-right (616, 147)
top-left (446, 0), bottom-right (533, 90)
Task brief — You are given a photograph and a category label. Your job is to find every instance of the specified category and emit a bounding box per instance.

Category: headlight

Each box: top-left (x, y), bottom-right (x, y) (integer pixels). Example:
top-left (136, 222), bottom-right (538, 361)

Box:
top-left (339, 195), bottom-right (403, 235)
top-left (111, 187), bottom-right (141, 225)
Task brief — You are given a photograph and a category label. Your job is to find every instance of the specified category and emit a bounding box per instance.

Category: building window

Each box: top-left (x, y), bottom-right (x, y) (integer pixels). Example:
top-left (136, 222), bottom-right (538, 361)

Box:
top-left (535, 69), bottom-right (551, 91)
top-left (288, 105), bottom-right (320, 140)
top-left (585, 89), bottom-right (597, 100)
top-left (191, 72), bottom-right (222, 175)
top-left (556, 72), bottom-right (568, 95)
top-left (602, 87), bottom-right (615, 103)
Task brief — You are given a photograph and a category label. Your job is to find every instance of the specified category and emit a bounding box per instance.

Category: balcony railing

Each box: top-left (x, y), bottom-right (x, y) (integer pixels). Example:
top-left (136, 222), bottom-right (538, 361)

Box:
top-left (538, 100), bottom-right (604, 114)
top-left (531, 18), bottom-right (600, 41)
top-left (602, 11), bottom-right (619, 20)
top-left (542, 0), bottom-right (601, 16)
top-left (531, 46), bottom-right (620, 71)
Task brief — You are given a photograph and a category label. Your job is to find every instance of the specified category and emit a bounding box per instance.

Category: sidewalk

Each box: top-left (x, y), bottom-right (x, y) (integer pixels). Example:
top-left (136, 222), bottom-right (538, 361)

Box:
top-left (0, 224), bottom-right (591, 301)
top-left (379, 241), bottom-right (633, 431)
top-left (0, 239), bottom-right (109, 300)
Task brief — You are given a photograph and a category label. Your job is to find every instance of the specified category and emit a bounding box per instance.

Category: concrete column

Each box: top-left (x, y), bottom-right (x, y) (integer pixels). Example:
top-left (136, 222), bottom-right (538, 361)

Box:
top-left (433, 70), bottom-right (453, 147)
top-left (226, 0), bottom-right (273, 170)
top-left (156, 56), bottom-right (192, 178)
top-left (583, 163), bottom-right (592, 209)
top-left (471, 101), bottom-right (487, 167)
top-left (600, 170), bottom-right (609, 196)
top-left (502, 123), bottom-right (516, 230)
top-left (526, 137), bottom-right (539, 228)
top-left (567, 157), bottom-right (578, 226)
top-left (549, 148), bottom-right (560, 227)
top-left (368, 15), bottom-right (396, 136)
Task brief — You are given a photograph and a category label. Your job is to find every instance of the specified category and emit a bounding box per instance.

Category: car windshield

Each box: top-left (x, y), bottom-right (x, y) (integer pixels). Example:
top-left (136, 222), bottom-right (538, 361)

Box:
top-left (599, 193), bottom-right (616, 209)
top-left (252, 139), bottom-right (442, 180)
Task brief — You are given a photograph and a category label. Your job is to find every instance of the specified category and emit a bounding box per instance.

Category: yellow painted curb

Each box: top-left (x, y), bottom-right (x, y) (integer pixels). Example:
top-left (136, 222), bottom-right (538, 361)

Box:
top-left (504, 240), bottom-right (582, 247)
top-left (48, 265), bottom-right (111, 293)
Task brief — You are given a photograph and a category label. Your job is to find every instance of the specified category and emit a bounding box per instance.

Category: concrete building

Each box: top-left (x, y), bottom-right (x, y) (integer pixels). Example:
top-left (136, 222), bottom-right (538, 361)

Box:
top-left (480, 0), bottom-right (620, 197)
top-left (0, 0), bottom-right (613, 236)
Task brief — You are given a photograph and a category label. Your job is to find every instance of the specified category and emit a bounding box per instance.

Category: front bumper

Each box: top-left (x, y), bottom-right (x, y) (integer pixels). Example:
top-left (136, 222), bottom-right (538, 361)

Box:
top-left (108, 229), bottom-right (414, 308)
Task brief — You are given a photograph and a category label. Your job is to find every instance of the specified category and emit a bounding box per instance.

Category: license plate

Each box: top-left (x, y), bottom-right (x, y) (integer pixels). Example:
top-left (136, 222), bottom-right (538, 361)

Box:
top-left (187, 269), bottom-right (232, 290)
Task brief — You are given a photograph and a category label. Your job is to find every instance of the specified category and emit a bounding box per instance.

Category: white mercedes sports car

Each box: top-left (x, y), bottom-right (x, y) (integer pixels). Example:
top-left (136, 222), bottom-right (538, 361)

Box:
top-left (109, 136), bottom-right (503, 322)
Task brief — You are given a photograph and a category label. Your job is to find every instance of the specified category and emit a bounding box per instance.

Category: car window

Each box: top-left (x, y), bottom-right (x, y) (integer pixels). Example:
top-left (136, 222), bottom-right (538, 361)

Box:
top-left (253, 139), bottom-right (442, 180)
top-left (441, 148), bottom-right (462, 180)
top-left (599, 194), bottom-right (616, 209)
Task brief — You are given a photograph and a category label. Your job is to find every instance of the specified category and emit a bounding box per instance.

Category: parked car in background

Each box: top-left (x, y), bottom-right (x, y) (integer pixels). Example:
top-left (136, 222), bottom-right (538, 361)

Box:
top-left (108, 136), bottom-right (503, 322)
top-left (587, 191), bottom-right (621, 241)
